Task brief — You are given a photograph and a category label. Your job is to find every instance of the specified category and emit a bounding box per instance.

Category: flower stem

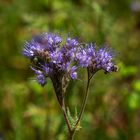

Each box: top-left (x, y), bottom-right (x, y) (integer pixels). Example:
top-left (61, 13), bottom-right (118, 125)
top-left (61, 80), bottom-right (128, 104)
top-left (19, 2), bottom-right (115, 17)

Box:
top-left (75, 69), bottom-right (92, 127)
top-left (68, 130), bottom-right (75, 140)
top-left (61, 99), bottom-right (72, 133)
top-left (61, 100), bottom-right (75, 140)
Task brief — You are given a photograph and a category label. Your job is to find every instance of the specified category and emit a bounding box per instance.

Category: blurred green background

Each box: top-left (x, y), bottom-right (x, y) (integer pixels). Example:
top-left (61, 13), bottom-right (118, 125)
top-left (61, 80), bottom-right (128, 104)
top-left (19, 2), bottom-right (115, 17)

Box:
top-left (0, 0), bottom-right (140, 139)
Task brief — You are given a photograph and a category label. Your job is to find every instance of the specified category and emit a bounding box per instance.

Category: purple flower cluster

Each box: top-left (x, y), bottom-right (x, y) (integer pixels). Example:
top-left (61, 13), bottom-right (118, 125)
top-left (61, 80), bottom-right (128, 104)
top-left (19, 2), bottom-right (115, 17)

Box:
top-left (75, 44), bottom-right (116, 74)
top-left (23, 33), bottom-right (79, 86)
top-left (23, 33), bottom-right (117, 86)
top-left (76, 44), bottom-right (115, 73)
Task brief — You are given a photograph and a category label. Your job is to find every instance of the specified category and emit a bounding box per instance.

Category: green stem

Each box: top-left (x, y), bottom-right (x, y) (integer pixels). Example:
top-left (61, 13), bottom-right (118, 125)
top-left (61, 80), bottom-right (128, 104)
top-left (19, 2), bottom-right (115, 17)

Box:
top-left (68, 131), bottom-right (75, 140)
top-left (61, 100), bottom-right (75, 140)
top-left (61, 99), bottom-right (72, 133)
top-left (54, 69), bottom-right (93, 140)
top-left (75, 69), bottom-right (92, 127)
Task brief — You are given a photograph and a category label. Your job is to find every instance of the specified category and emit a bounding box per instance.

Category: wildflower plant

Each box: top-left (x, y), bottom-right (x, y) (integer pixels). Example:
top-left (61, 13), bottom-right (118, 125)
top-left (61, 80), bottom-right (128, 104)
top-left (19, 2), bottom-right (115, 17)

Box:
top-left (22, 32), bottom-right (118, 139)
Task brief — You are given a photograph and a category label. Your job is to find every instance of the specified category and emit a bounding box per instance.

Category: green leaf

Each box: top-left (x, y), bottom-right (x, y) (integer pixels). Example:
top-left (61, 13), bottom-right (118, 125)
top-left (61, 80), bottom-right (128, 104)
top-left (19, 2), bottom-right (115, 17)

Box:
top-left (66, 107), bottom-right (73, 126)
top-left (66, 107), bottom-right (81, 131)
top-left (128, 92), bottom-right (140, 110)
top-left (133, 80), bottom-right (140, 92)
top-left (119, 63), bottom-right (137, 77)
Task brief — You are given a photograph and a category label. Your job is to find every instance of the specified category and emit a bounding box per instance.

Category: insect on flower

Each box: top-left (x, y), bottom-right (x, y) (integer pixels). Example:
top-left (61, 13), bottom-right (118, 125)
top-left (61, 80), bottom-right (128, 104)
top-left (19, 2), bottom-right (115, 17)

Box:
top-left (111, 65), bottom-right (119, 72)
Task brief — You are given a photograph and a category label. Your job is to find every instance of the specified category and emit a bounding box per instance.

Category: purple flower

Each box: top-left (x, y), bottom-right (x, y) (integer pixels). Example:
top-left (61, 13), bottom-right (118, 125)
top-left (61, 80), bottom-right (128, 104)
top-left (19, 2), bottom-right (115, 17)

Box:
top-left (75, 44), bottom-right (95, 67)
top-left (36, 74), bottom-right (46, 86)
top-left (95, 47), bottom-right (114, 73)
top-left (22, 41), bottom-right (43, 58)
top-left (50, 48), bottom-right (63, 64)
top-left (76, 49), bottom-right (90, 67)
top-left (31, 67), bottom-right (42, 75)
top-left (31, 67), bottom-right (46, 86)
top-left (23, 32), bottom-right (117, 87)
top-left (75, 44), bottom-right (116, 74)
top-left (86, 43), bottom-right (96, 58)
top-left (66, 37), bottom-right (78, 49)
top-left (23, 33), bottom-right (80, 86)
top-left (44, 33), bottom-right (62, 45)
top-left (22, 33), bottom-right (62, 59)
top-left (69, 66), bottom-right (77, 79)
top-left (41, 63), bottom-right (52, 75)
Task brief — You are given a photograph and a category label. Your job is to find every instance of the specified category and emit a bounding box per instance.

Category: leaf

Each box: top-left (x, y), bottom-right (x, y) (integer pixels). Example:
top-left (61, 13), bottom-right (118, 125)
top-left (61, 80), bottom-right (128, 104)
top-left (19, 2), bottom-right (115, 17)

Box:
top-left (128, 92), bottom-right (140, 110)
top-left (66, 107), bottom-right (81, 131)
top-left (66, 107), bottom-right (73, 125)
top-left (133, 80), bottom-right (140, 92)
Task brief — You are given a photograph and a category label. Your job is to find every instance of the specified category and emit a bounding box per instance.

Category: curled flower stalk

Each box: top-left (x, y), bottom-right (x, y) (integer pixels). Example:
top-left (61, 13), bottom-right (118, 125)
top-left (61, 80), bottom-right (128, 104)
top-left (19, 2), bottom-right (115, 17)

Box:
top-left (22, 32), bottom-right (118, 140)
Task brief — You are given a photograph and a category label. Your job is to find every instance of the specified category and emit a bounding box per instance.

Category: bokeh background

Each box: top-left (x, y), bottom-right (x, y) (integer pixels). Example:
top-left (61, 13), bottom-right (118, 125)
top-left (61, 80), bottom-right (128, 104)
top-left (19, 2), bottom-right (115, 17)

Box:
top-left (0, 0), bottom-right (140, 140)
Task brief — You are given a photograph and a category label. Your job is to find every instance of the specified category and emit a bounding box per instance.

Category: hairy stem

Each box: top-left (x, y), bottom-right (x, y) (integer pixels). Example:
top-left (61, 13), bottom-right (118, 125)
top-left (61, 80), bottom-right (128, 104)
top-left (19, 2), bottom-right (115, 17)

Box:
top-left (75, 69), bottom-right (92, 127)
top-left (61, 99), bottom-right (72, 133)
top-left (61, 100), bottom-right (76, 140)
top-left (68, 130), bottom-right (75, 140)
top-left (52, 80), bottom-right (73, 138)
top-left (53, 70), bottom-right (93, 140)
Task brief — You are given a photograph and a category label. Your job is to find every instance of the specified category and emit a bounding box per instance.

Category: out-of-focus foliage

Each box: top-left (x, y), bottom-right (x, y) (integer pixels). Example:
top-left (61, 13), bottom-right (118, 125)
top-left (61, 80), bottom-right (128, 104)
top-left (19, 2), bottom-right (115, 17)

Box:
top-left (0, 0), bottom-right (140, 139)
